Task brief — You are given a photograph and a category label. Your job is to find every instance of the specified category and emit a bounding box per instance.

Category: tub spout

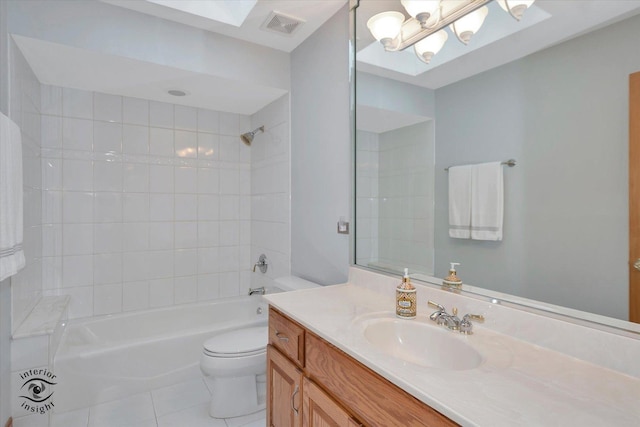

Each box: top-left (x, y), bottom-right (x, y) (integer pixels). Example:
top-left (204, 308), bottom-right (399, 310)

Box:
top-left (248, 286), bottom-right (266, 296)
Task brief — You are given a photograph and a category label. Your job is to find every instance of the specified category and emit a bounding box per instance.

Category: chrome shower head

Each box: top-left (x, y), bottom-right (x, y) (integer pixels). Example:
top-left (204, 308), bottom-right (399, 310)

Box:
top-left (240, 126), bottom-right (265, 146)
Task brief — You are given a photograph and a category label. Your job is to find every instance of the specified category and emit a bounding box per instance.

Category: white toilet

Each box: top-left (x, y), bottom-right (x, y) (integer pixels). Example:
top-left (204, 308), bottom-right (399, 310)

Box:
top-left (200, 275), bottom-right (318, 419)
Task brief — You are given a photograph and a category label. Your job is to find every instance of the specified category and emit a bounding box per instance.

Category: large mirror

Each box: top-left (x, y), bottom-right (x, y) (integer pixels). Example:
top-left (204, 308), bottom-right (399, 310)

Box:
top-left (354, 0), bottom-right (640, 325)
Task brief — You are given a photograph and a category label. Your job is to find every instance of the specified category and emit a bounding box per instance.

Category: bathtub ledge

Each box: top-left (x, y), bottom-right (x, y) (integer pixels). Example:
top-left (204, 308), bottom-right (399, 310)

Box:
top-left (13, 295), bottom-right (70, 339)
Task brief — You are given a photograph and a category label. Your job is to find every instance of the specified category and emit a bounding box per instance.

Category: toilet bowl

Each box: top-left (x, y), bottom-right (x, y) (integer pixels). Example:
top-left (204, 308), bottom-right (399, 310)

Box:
top-left (200, 326), bottom-right (268, 418)
top-left (200, 275), bottom-right (320, 419)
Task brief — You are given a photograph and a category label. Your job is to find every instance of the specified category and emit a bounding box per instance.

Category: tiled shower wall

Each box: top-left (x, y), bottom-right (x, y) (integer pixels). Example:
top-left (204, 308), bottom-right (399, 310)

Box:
top-left (8, 39), bottom-right (42, 332)
top-left (355, 130), bottom-right (379, 268)
top-left (40, 86), bottom-right (253, 319)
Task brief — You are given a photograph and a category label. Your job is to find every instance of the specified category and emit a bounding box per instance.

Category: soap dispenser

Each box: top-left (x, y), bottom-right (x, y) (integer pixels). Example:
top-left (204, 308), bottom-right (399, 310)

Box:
top-left (396, 268), bottom-right (416, 319)
top-left (442, 262), bottom-right (463, 288)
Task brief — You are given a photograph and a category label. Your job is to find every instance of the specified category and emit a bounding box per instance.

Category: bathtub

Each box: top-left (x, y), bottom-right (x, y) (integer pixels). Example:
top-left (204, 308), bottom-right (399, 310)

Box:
top-left (53, 294), bottom-right (269, 413)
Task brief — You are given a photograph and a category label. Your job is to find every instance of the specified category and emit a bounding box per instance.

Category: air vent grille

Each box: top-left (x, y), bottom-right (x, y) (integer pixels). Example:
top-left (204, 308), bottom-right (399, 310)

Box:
top-left (261, 11), bottom-right (305, 36)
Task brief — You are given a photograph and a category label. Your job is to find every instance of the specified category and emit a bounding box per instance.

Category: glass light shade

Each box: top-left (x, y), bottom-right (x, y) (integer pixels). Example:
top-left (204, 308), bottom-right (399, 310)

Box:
top-left (414, 30), bottom-right (448, 64)
top-left (367, 11), bottom-right (405, 47)
top-left (449, 5), bottom-right (488, 44)
top-left (401, 0), bottom-right (440, 26)
top-left (497, 0), bottom-right (535, 20)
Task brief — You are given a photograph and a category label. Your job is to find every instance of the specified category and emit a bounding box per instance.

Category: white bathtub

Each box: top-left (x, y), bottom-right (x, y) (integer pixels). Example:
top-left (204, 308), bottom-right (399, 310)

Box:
top-left (53, 295), bottom-right (269, 413)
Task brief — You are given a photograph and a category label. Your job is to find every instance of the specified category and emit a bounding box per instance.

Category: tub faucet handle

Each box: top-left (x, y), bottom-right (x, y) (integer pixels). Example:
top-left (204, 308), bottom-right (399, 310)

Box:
top-left (252, 254), bottom-right (268, 273)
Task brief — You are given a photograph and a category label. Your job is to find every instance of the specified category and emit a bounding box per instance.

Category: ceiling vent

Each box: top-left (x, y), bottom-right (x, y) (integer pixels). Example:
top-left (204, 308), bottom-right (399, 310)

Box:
top-left (261, 11), bottom-right (305, 36)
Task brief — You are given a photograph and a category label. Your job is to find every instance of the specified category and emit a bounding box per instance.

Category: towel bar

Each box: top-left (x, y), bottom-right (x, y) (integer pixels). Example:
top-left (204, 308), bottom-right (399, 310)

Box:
top-left (445, 159), bottom-right (516, 171)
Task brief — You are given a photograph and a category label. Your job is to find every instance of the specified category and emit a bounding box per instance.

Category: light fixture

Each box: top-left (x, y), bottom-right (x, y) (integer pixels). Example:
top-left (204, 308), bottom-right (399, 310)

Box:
top-left (367, 0), bottom-right (536, 65)
top-left (449, 5), bottom-right (488, 45)
top-left (366, 11), bottom-right (405, 48)
top-left (414, 30), bottom-right (448, 64)
top-left (496, 0), bottom-right (535, 21)
top-left (401, 0), bottom-right (440, 28)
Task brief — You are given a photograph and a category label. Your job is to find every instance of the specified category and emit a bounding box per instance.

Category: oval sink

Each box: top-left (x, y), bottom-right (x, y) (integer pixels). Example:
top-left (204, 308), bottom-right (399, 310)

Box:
top-left (362, 317), bottom-right (483, 371)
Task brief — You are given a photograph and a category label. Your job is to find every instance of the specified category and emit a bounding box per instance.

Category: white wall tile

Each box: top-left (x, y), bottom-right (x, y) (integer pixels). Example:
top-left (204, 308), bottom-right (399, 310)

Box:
top-left (123, 163), bottom-right (149, 193)
top-left (122, 281), bottom-right (149, 311)
top-left (94, 253), bottom-right (123, 285)
top-left (197, 247), bottom-right (218, 274)
top-left (149, 101), bottom-right (174, 128)
top-left (41, 85), bottom-right (62, 116)
top-left (93, 160), bottom-right (123, 192)
top-left (94, 223), bottom-right (123, 253)
top-left (174, 275), bottom-right (197, 304)
top-left (123, 193), bottom-right (149, 222)
top-left (197, 273), bottom-right (219, 300)
top-left (174, 222), bottom-right (197, 249)
top-left (149, 222), bottom-right (173, 250)
top-left (42, 224), bottom-right (62, 257)
top-left (219, 168), bottom-right (239, 194)
top-left (94, 283), bottom-right (122, 315)
top-left (149, 194), bottom-right (174, 221)
top-left (219, 271), bottom-right (240, 297)
top-left (150, 165), bottom-right (174, 193)
top-left (63, 286), bottom-right (94, 319)
top-left (123, 223), bottom-right (149, 251)
top-left (175, 167), bottom-right (197, 193)
top-left (63, 159), bottom-right (93, 191)
top-left (197, 109), bottom-right (218, 133)
top-left (63, 88), bottom-right (92, 119)
top-left (175, 130), bottom-right (197, 158)
top-left (62, 224), bottom-right (93, 255)
top-left (219, 195), bottom-right (239, 220)
top-left (199, 195), bottom-right (220, 221)
top-left (197, 221), bottom-right (219, 247)
top-left (11, 335), bottom-right (48, 372)
top-left (42, 157), bottom-right (63, 191)
top-left (175, 194), bottom-right (197, 221)
top-left (219, 135), bottom-right (239, 162)
top-left (149, 127), bottom-right (173, 157)
top-left (94, 192), bottom-right (123, 223)
top-left (62, 191), bottom-right (93, 224)
top-left (197, 168), bottom-right (219, 194)
top-left (123, 124), bottom-right (149, 154)
top-left (149, 278), bottom-right (173, 307)
top-left (62, 255), bottom-right (93, 287)
top-left (174, 249), bottom-right (197, 278)
top-left (41, 115), bottom-right (62, 149)
top-left (123, 97), bottom-right (149, 126)
top-left (197, 132), bottom-right (218, 159)
top-left (42, 190), bottom-right (62, 224)
top-left (94, 121), bottom-right (122, 153)
top-left (219, 221), bottom-right (239, 246)
top-left (175, 105), bottom-right (197, 131)
top-left (219, 112), bottom-right (239, 136)
top-left (94, 93), bottom-right (122, 123)
top-left (123, 252), bottom-right (149, 282)
top-left (63, 117), bottom-right (93, 151)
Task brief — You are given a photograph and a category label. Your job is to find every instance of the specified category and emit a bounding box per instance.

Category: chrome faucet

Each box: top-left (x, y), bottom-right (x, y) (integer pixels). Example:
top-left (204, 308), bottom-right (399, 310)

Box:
top-left (248, 286), bottom-right (266, 296)
top-left (252, 254), bottom-right (268, 273)
top-left (428, 301), bottom-right (484, 334)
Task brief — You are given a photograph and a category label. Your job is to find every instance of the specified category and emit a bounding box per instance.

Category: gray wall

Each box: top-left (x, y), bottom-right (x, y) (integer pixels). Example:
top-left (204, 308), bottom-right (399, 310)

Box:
top-left (434, 14), bottom-right (640, 318)
top-left (291, 5), bottom-right (351, 285)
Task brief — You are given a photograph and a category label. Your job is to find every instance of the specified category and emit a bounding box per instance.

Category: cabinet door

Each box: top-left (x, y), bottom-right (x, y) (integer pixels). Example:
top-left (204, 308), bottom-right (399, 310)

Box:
top-left (268, 345), bottom-right (303, 427)
top-left (302, 377), bottom-right (361, 427)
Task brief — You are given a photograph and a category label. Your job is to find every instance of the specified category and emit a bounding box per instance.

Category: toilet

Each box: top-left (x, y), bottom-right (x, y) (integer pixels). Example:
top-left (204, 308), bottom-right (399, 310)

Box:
top-left (200, 275), bottom-right (318, 419)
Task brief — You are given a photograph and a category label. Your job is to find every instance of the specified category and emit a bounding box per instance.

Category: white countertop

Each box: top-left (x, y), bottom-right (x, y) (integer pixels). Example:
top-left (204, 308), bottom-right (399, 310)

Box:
top-left (264, 281), bottom-right (640, 426)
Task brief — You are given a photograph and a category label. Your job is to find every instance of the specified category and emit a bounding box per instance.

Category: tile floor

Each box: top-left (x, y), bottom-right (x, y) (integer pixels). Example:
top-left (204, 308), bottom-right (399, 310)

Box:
top-left (14, 378), bottom-right (265, 427)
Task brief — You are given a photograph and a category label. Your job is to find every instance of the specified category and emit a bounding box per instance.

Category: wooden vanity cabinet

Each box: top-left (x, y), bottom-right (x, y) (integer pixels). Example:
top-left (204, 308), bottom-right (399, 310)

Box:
top-left (268, 307), bottom-right (458, 427)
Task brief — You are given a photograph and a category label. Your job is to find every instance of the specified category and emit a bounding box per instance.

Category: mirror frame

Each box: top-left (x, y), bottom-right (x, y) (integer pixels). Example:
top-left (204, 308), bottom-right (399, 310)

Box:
top-left (348, 0), bottom-right (640, 337)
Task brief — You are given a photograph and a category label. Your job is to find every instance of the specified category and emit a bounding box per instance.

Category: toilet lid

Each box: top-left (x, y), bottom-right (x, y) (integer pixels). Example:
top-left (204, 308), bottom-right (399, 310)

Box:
top-left (203, 326), bottom-right (268, 357)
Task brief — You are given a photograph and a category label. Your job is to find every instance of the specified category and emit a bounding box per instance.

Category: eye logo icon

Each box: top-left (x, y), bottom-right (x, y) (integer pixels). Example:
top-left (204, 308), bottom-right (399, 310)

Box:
top-left (18, 369), bottom-right (57, 414)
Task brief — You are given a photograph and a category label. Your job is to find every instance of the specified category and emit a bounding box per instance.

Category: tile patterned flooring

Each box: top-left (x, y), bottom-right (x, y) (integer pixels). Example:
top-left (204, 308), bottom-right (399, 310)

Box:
top-left (14, 378), bottom-right (266, 427)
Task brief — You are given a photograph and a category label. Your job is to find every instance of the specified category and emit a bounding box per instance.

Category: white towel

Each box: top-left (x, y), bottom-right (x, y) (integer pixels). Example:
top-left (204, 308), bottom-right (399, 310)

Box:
top-left (470, 162), bottom-right (503, 241)
top-left (448, 165), bottom-right (472, 239)
top-left (0, 112), bottom-right (25, 282)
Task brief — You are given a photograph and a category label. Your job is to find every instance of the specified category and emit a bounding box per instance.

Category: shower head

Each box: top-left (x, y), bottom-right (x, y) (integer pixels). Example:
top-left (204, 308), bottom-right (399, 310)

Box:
top-left (240, 126), bottom-right (265, 146)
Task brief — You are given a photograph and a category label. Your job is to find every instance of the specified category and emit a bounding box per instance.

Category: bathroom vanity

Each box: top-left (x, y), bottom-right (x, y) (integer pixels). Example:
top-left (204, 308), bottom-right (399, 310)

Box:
top-left (264, 267), bottom-right (640, 426)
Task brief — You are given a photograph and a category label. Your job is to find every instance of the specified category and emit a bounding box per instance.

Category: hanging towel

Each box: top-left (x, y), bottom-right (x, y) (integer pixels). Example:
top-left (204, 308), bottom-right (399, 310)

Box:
top-left (470, 162), bottom-right (503, 241)
top-left (448, 164), bottom-right (472, 239)
top-left (0, 112), bottom-right (25, 282)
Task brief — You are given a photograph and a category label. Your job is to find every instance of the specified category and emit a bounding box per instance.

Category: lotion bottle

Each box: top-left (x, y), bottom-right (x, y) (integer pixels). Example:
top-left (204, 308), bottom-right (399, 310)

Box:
top-left (442, 262), bottom-right (463, 287)
top-left (396, 268), bottom-right (416, 319)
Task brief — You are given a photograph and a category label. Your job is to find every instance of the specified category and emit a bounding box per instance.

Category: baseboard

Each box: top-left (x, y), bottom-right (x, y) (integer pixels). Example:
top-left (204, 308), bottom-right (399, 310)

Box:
top-left (4, 417), bottom-right (11, 427)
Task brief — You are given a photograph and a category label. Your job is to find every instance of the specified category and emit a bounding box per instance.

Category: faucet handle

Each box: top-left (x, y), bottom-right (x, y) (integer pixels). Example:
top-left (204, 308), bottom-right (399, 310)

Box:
top-left (428, 300), bottom-right (445, 311)
top-left (463, 313), bottom-right (485, 322)
top-left (460, 313), bottom-right (484, 335)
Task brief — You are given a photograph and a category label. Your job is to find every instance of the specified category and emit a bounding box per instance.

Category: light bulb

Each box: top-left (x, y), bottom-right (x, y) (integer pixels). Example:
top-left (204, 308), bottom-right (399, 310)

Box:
top-left (367, 11), bottom-right (405, 48)
top-left (449, 6), bottom-right (488, 45)
top-left (414, 30), bottom-right (448, 64)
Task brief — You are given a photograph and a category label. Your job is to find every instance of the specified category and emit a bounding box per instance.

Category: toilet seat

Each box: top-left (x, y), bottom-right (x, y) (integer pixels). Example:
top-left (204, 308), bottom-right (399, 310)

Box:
top-left (203, 326), bottom-right (267, 358)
